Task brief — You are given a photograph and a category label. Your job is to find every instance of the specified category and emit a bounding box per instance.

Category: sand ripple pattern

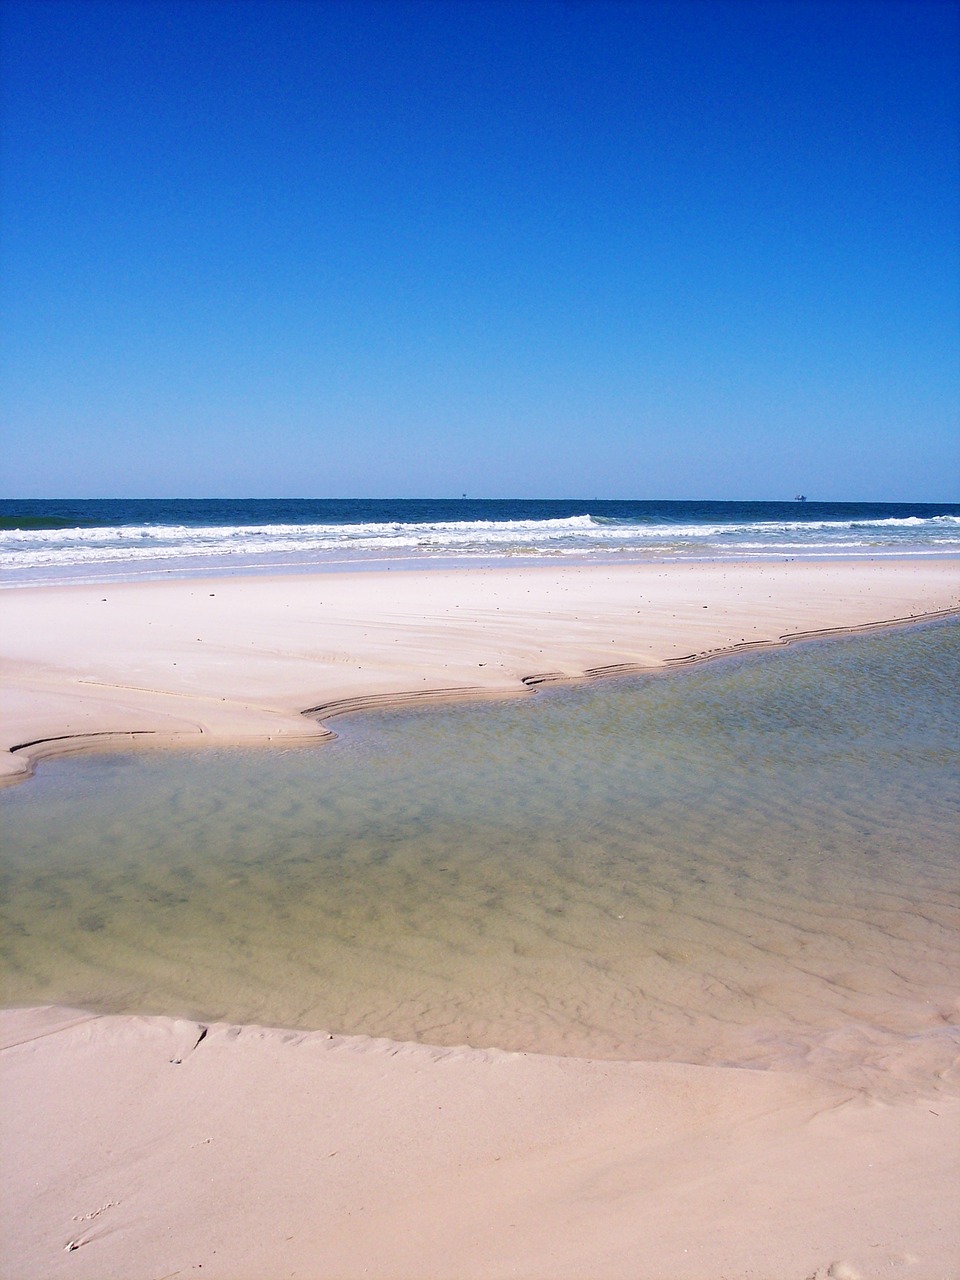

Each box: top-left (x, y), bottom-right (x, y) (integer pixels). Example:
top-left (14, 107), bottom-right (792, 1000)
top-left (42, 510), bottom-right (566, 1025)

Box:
top-left (2, 620), bottom-right (957, 1098)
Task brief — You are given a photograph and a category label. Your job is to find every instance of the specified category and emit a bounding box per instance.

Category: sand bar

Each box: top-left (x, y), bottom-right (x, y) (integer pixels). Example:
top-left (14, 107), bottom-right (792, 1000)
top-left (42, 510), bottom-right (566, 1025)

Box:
top-left (2, 557), bottom-right (959, 1278)
top-left (2, 557), bottom-right (958, 784)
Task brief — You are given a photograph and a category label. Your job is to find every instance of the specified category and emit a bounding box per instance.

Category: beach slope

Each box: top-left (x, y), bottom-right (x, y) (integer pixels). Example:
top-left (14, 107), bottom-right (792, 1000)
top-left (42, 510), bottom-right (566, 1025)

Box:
top-left (2, 1005), bottom-right (958, 1280)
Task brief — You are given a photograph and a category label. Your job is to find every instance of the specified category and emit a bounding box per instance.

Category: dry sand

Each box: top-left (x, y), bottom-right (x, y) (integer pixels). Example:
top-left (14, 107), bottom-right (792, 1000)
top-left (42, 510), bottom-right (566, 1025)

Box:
top-left (2, 557), bottom-right (958, 784)
top-left (3, 1006), bottom-right (958, 1280)
top-left (2, 557), bottom-right (959, 1279)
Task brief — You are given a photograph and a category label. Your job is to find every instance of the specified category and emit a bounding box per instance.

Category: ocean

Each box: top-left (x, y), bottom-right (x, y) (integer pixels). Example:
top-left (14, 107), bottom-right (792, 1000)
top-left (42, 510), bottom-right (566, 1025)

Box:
top-left (2, 497), bottom-right (958, 585)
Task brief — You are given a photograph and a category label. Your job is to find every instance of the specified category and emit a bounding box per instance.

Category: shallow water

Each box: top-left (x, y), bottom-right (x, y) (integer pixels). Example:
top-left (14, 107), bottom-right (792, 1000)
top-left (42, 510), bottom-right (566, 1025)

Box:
top-left (2, 620), bottom-right (958, 1093)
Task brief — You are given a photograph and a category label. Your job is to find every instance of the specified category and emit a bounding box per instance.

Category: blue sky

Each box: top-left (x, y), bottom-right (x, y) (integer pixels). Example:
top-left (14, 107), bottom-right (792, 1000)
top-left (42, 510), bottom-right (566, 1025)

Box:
top-left (1, 0), bottom-right (958, 500)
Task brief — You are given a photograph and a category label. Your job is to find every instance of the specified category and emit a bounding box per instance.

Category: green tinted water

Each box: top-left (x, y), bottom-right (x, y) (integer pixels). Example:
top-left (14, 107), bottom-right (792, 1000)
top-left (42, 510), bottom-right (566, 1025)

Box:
top-left (2, 621), bottom-right (957, 1091)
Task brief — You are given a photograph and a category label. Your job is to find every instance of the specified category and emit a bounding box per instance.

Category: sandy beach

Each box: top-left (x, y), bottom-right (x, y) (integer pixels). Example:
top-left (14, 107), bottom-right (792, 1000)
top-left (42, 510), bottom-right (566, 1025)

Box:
top-left (3, 557), bottom-right (958, 784)
top-left (2, 557), bottom-right (959, 1279)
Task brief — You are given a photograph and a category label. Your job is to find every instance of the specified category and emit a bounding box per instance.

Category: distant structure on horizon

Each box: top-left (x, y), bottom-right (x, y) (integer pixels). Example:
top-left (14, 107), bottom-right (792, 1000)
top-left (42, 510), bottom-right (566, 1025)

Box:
top-left (794, 494), bottom-right (807, 502)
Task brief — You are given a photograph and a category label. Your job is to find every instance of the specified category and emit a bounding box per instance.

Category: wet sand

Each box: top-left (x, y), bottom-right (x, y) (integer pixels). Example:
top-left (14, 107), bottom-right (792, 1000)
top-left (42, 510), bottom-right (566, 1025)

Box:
top-left (1, 557), bottom-right (959, 1279)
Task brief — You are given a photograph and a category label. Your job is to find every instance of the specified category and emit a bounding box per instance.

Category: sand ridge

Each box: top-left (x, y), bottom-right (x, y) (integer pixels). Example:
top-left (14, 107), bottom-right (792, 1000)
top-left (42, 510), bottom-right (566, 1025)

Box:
top-left (2, 557), bottom-right (958, 784)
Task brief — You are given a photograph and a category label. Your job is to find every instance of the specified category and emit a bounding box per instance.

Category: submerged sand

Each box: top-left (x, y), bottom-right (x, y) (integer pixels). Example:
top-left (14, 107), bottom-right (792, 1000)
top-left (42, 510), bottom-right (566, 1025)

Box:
top-left (1, 557), bottom-right (959, 1279)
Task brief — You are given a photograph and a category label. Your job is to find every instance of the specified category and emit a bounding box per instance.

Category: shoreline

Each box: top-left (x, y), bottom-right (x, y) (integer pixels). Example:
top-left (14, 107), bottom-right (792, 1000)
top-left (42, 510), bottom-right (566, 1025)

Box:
top-left (3, 1003), bottom-right (958, 1279)
top-left (8, 591), bottom-right (957, 786)
top-left (3, 556), bottom-right (958, 786)
top-left (5, 545), bottom-right (960, 593)
top-left (2, 555), bottom-right (959, 1278)
top-left (303, 600), bottom-right (960, 714)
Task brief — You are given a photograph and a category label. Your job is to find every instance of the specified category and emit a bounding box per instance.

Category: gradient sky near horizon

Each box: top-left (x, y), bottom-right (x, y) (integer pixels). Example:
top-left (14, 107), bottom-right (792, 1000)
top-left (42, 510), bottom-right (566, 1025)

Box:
top-left (2, 0), bottom-right (958, 501)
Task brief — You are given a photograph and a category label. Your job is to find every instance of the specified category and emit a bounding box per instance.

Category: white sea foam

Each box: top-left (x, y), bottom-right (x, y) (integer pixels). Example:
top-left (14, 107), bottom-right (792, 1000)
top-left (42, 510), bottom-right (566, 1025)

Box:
top-left (1, 511), bottom-right (958, 584)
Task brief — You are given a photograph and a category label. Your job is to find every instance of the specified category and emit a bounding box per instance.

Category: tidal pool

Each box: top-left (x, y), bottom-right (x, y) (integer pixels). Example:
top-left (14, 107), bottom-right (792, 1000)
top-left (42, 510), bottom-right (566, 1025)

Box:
top-left (2, 619), bottom-right (957, 1093)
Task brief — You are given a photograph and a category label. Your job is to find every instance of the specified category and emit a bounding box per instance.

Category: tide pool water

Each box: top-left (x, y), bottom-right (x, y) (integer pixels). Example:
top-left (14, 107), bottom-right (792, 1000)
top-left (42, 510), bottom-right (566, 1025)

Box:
top-left (2, 620), bottom-right (957, 1094)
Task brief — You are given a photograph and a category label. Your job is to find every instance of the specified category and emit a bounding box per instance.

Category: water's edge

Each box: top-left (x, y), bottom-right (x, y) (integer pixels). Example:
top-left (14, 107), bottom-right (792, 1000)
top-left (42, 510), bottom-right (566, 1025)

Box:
top-left (7, 604), bottom-right (959, 790)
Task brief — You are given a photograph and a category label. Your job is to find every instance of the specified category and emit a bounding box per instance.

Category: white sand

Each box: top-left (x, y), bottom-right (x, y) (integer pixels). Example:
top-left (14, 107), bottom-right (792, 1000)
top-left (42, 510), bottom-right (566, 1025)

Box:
top-left (2, 1007), bottom-right (958, 1280)
top-left (2, 558), bottom-right (958, 1279)
top-left (2, 558), bottom-right (958, 783)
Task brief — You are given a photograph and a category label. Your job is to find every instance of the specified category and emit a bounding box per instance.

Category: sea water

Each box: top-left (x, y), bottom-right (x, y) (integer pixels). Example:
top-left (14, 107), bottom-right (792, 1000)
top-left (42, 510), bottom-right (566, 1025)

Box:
top-left (2, 498), bottom-right (959, 585)
top-left (1, 620), bottom-right (957, 1094)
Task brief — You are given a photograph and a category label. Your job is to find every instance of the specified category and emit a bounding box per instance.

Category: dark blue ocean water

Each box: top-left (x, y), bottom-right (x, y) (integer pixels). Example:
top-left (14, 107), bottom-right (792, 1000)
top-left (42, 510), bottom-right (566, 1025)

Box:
top-left (2, 495), bottom-right (959, 532)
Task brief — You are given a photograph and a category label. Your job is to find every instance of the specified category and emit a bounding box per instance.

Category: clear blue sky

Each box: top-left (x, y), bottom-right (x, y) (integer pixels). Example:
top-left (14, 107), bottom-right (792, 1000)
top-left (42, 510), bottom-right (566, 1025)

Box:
top-left (2, 0), bottom-right (958, 500)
